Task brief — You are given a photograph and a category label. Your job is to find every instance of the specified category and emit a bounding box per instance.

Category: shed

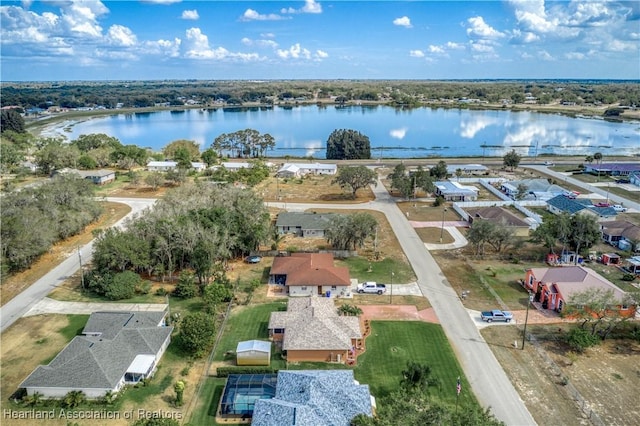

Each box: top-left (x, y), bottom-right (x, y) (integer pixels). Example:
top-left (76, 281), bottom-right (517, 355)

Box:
top-left (601, 253), bottom-right (621, 265)
top-left (236, 340), bottom-right (271, 366)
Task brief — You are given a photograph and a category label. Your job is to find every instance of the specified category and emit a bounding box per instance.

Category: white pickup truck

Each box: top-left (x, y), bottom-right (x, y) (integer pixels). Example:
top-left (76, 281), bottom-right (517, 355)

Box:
top-left (357, 282), bottom-right (387, 295)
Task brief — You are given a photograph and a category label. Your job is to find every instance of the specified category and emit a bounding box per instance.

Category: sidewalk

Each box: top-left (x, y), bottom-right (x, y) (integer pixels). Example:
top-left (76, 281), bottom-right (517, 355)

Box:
top-left (24, 297), bottom-right (168, 316)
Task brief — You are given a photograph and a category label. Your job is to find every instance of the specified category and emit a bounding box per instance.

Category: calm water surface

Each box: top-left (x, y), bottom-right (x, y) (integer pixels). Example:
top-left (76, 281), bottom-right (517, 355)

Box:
top-left (60, 105), bottom-right (640, 158)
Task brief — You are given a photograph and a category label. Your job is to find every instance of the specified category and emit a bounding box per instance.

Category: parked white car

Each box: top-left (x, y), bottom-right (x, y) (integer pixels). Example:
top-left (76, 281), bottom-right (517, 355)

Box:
top-left (612, 205), bottom-right (628, 213)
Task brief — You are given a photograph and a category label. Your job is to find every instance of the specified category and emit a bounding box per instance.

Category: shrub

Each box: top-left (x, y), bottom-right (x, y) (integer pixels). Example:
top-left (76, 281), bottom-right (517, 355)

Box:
top-left (105, 271), bottom-right (139, 300)
top-left (566, 327), bottom-right (600, 353)
top-left (216, 367), bottom-right (277, 378)
top-left (621, 273), bottom-right (636, 282)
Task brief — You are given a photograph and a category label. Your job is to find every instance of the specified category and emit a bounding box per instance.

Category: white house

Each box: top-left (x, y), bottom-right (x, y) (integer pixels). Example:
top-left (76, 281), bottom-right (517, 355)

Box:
top-left (276, 163), bottom-right (337, 178)
top-left (20, 311), bottom-right (172, 399)
top-left (147, 161), bottom-right (206, 172)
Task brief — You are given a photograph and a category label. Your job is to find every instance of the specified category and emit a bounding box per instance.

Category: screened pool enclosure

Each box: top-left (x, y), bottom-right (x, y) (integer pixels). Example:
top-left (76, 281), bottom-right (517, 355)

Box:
top-left (219, 374), bottom-right (277, 417)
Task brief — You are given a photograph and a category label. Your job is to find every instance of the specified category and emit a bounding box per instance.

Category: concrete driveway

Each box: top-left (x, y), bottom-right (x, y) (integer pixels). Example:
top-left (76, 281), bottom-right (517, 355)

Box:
top-left (24, 297), bottom-right (168, 317)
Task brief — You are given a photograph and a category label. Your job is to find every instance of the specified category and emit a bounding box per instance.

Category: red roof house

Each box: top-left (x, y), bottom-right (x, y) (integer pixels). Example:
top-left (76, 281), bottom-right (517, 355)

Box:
top-left (523, 266), bottom-right (635, 317)
top-left (269, 253), bottom-right (352, 297)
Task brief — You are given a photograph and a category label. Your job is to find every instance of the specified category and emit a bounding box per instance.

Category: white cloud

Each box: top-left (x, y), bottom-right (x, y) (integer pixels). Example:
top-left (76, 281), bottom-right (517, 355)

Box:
top-left (315, 50), bottom-right (328, 59)
top-left (106, 25), bottom-right (137, 46)
top-left (145, 38), bottom-right (181, 57)
top-left (60, 0), bottom-right (108, 38)
top-left (390, 128), bottom-right (407, 139)
top-left (181, 10), bottom-right (199, 20)
top-left (409, 50), bottom-right (425, 57)
top-left (393, 16), bottom-right (412, 28)
top-left (182, 27), bottom-right (228, 59)
top-left (466, 16), bottom-right (505, 39)
top-left (428, 45), bottom-right (445, 54)
top-left (565, 52), bottom-right (585, 60)
top-left (276, 43), bottom-right (311, 59)
top-left (281, 0), bottom-right (322, 14)
top-left (241, 8), bottom-right (286, 21)
top-left (510, 29), bottom-right (539, 44)
top-left (241, 37), bottom-right (278, 49)
top-left (446, 42), bottom-right (465, 50)
top-left (470, 40), bottom-right (496, 53)
top-left (537, 50), bottom-right (554, 61)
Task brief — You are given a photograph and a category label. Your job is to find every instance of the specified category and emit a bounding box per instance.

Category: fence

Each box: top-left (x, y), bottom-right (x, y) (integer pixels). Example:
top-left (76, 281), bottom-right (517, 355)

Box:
top-left (527, 333), bottom-right (606, 426)
top-left (253, 249), bottom-right (357, 259)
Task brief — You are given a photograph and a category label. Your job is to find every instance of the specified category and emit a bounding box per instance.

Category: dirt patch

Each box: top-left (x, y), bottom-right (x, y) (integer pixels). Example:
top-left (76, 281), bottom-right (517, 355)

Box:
top-left (1, 316), bottom-right (72, 403)
top-left (254, 173), bottom-right (375, 204)
top-left (359, 305), bottom-right (438, 323)
top-left (0, 201), bottom-right (132, 306)
top-left (482, 325), bottom-right (640, 426)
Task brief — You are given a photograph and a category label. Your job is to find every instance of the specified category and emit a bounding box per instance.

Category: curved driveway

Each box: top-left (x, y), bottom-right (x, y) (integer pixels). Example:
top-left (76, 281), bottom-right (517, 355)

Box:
top-left (0, 198), bottom-right (156, 333)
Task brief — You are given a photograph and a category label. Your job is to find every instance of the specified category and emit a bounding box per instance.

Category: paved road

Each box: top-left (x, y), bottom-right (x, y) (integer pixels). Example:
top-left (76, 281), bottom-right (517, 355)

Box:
top-left (270, 180), bottom-right (536, 425)
top-left (2, 188), bottom-right (535, 423)
top-left (0, 198), bottom-right (156, 333)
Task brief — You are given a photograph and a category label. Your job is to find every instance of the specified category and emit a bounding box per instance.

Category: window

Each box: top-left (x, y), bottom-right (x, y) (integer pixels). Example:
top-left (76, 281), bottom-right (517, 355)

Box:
top-left (331, 286), bottom-right (337, 290)
top-left (301, 286), bottom-right (307, 291)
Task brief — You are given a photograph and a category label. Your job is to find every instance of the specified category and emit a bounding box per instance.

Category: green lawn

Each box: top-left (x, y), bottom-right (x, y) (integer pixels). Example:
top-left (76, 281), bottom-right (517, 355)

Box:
top-left (213, 302), bottom-right (287, 363)
top-left (338, 256), bottom-right (416, 284)
top-left (187, 377), bottom-right (225, 426)
top-left (354, 321), bottom-right (477, 407)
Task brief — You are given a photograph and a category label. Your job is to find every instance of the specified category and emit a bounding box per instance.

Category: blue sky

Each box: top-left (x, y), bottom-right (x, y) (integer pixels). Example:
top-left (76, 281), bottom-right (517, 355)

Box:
top-left (1, 1), bottom-right (639, 81)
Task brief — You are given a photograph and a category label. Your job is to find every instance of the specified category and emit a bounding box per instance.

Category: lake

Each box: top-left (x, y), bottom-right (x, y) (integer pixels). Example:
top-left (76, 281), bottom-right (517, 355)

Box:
top-left (54, 105), bottom-right (640, 158)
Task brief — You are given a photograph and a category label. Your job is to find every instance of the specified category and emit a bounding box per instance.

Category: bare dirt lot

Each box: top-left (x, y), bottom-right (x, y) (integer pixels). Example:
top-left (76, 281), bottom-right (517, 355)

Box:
top-left (255, 173), bottom-right (375, 203)
top-left (482, 325), bottom-right (640, 426)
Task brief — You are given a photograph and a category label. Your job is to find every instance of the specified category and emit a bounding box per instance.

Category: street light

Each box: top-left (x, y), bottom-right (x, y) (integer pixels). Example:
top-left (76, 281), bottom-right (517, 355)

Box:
top-left (440, 208), bottom-right (447, 243)
top-left (522, 291), bottom-right (534, 350)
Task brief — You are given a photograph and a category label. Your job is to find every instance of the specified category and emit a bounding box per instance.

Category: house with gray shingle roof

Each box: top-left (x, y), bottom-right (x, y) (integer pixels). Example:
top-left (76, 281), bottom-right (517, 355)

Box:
top-left (434, 181), bottom-right (478, 201)
top-left (500, 178), bottom-right (564, 201)
top-left (465, 206), bottom-right (531, 236)
top-left (275, 212), bottom-right (336, 237)
top-left (546, 195), bottom-right (617, 220)
top-left (601, 220), bottom-right (640, 251)
top-left (20, 311), bottom-right (172, 399)
top-left (251, 370), bottom-right (374, 426)
top-left (268, 297), bottom-right (362, 364)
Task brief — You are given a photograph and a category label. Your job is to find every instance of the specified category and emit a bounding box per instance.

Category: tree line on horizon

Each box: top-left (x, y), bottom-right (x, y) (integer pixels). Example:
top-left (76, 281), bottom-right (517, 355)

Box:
top-left (2, 80), bottom-right (639, 111)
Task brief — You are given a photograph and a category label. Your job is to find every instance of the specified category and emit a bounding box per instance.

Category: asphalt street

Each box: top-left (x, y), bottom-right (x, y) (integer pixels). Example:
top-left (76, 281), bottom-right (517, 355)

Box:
top-left (269, 180), bottom-right (536, 425)
top-left (1, 188), bottom-right (537, 424)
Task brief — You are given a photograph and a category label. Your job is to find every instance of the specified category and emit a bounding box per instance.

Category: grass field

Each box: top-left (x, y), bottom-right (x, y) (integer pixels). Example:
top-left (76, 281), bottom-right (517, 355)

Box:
top-left (212, 302), bottom-right (287, 363)
top-left (354, 321), bottom-right (475, 407)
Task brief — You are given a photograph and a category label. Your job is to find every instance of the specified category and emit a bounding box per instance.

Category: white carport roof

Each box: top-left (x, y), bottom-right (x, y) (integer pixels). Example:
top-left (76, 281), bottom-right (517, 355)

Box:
top-left (127, 354), bottom-right (156, 374)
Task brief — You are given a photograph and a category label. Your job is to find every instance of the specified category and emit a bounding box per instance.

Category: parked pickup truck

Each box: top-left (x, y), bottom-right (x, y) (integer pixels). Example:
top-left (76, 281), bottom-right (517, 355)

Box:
top-left (357, 282), bottom-right (387, 295)
top-left (480, 310), bottom-right (513, 323)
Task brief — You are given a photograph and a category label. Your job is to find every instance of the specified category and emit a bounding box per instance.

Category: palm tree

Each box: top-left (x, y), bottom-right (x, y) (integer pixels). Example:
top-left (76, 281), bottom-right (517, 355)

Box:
top-left (63, 390), bottom-right (86, 409)
top-left (594, 152), bottom-right (603, 181)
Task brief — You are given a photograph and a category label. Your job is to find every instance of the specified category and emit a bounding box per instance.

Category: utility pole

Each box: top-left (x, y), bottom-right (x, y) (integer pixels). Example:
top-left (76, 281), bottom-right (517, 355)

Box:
top-left (522, 292), bottom-right (534, 350)
top-left (77, 246), bottom-right (85, 292)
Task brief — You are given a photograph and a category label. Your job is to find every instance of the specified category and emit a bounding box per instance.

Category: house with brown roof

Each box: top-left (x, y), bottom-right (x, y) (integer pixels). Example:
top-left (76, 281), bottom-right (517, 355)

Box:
top-left (465, 206), bottom-right (531, 237)
top-left (268, 253), bottom-right (351, 297)
top-left (523, 266), bottom-right (635, 317)
top-left (267, 297), bottom-right (362, 363)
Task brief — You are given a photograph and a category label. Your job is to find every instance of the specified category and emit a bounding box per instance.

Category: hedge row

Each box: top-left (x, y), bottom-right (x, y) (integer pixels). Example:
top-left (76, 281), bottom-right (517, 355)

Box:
top-left (216, 366), bottom-right (279, 378)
